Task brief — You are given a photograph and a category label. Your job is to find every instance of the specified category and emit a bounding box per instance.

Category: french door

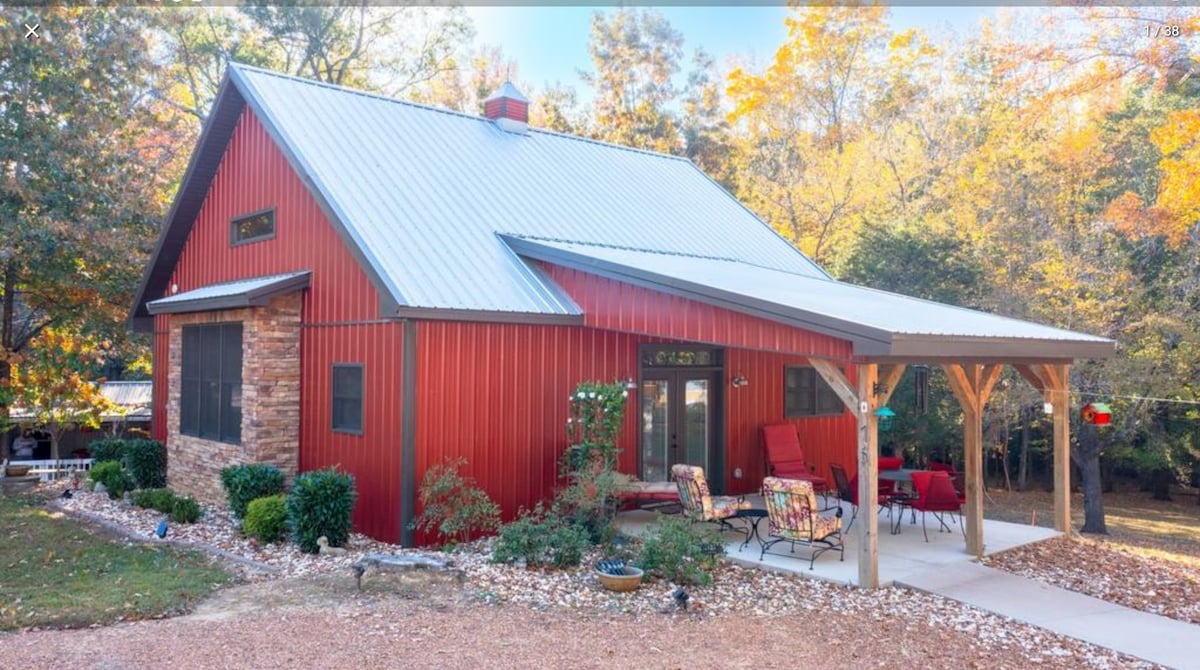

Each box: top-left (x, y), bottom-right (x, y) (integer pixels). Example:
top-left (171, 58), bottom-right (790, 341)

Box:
top-left (639, 346), bottom-right (724, 490)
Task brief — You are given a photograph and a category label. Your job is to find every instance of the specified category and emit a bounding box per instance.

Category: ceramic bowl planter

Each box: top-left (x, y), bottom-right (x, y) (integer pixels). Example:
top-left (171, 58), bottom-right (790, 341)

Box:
top-left (596, 565), bottom-right (644, 592)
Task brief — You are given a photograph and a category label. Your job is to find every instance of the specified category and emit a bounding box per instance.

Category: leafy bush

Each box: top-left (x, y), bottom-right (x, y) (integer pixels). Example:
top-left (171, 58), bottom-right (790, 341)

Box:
top-left (243, 494), bottom-right (288, 544)
top-left (132, 488), bottom-right (177, 513)
top-left (552, 469), bottom-right (631, 545)
top-left (636, 515), bottom-right (725, 586)
top-left (89, 438), bottom-right (126, 464)
top-left (170, 496), bottom-right (203, 524)
top-left (88, 461), bottom-right (131, 499)
top-left (123, 439), bottom-right (167, 490)
top-left (412, 458), bottom-right (500, 547)
top-left (492, 505), bottom-right (590, 569)
top-left (287, 468), bottom-right (357, 554)
top-left (220, 464), bottom-right (286, 519)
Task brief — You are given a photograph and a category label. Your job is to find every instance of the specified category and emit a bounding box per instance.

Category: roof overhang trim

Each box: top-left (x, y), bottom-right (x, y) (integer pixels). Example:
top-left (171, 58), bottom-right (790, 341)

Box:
top-left (146, 272), bottom-right (311, 316)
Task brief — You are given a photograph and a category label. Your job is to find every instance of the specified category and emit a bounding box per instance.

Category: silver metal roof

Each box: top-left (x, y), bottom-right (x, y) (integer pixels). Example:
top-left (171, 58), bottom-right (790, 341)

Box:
top-left (147, 271), bottom-right (310, 315)
top-left (229, 65), bottom-right (827, 316)
top-left (505, 237), bottom-right (1116, 360)
top-left (10, 381), bottom-right (152, 422)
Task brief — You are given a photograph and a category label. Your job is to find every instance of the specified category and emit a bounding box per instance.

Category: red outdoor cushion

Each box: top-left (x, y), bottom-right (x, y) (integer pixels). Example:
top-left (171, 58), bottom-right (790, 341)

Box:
top-left (879, 456), bottom-right (903, 470)
top-left (928, 461), bottom-right (957, 474)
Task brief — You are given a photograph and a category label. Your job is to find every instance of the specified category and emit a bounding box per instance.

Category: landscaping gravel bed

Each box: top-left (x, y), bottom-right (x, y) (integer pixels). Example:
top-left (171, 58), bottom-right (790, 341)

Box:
top-left (48, 484), bottom-right (1160, 669)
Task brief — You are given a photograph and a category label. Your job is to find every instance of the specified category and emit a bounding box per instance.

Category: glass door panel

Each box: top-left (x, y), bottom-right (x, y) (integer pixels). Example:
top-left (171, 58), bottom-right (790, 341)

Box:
top-left (682, 379), bottom-right (710, 471)
top-left (640, 379), bottom-right (670, 482)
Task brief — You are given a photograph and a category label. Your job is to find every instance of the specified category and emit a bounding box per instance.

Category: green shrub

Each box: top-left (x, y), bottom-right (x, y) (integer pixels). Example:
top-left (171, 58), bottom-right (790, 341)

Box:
top-left (412, 458), bottom-right (500, 547)
top-left (131, 488), bottom-right (177, 513)
top-left (243, 494), bottom-right (288, 544)
top-left (287, 468), bottom-right (357, 554)
top-left (88, 461), bottom-right (131, 500)
top-left (170, 496), bottom-right (203, 524)
top-left (122, 439), bottom-right (167, 490)
top-left (220, 464), bottom-right (286, 519)
top-left (492, 505), bottom-right (590, 569)
top-left (636, 515), bottom-right (725, 586)
top-left (89, 438), bottom-right (126, 464)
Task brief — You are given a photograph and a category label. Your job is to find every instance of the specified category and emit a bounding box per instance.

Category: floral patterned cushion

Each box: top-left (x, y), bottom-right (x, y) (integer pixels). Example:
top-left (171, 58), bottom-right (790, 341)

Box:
top-left (762, 476), bottom-right (842, 541)
top-left (671, 464), bottom-right (751, 521)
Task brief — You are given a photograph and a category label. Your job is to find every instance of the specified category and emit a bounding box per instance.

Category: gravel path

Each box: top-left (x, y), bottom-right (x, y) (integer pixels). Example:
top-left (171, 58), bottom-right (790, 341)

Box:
top-left (1, 486), bottom-right (1163, 669)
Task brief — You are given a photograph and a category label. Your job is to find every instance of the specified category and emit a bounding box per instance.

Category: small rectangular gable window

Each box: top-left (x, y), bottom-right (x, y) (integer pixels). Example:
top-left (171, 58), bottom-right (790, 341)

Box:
top-left (332, 364), bottom-right (364, 434)
top-left (231, 209), bottom-right (275, 245)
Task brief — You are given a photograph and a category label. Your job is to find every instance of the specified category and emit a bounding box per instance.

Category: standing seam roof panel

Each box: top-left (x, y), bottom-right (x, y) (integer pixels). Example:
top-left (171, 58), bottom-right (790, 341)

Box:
top-left (232, 65), bottom-right (826, 315)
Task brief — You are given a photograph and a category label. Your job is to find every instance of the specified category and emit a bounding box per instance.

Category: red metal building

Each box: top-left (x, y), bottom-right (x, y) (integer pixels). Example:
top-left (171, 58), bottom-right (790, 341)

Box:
top-left (130, 65), bottom-right (1112, 547)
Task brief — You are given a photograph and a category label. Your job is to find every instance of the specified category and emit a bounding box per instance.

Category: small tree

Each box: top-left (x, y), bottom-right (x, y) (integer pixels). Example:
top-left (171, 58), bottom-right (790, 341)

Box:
top-left (10, 328), bottom-right (113, 460)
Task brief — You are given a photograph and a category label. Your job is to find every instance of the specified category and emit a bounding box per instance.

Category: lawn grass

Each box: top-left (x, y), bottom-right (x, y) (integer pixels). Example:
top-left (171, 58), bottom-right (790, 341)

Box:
top-left (0, 494), bottom-right (235, 631)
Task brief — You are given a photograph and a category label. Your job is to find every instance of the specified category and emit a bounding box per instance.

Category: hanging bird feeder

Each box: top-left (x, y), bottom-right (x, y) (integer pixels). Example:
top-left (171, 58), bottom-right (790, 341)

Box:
top-left (874, 406), bottom-right (897, 432)
top-left (1081, 402), bottom-right (1112, 425)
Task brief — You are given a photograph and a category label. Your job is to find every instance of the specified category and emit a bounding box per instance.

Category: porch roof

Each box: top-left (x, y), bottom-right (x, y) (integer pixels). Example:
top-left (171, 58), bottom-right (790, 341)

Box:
top-left (146, 271), bottom-right (311, 316)
top-left (503, 236), bottom-right (1116, 361)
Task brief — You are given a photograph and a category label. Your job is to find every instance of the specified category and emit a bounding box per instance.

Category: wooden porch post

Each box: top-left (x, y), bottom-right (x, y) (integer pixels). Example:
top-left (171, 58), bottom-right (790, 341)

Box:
top-left (810, 360), bottom-right (903, 589)
top-left (1015, 363), bottom-right (1072, 536)
top-left (943, 363), bottom-right (1001, 558)
top-left (856, 363), bottom-right (878, 589)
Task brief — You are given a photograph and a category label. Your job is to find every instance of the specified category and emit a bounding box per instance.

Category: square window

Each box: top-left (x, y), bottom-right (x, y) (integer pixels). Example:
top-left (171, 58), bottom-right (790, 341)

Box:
top-left (784, 366), bottom-right (844, 418)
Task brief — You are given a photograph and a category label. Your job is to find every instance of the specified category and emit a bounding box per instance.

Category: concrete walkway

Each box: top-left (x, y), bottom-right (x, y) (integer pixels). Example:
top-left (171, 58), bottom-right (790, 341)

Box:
top-left (900, 562), bottom-right (1200, 669)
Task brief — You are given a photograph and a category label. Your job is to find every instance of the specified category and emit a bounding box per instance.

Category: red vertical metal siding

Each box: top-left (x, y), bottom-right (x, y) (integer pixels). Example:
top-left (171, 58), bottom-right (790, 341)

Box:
top-left (543, 265), bottom-right (853, 358)
top-left (724, 348), bottom-right (858, 495)
top-left (300, 322), bottom-right (404, 542)
top-left (149, 108), bottom-right (405, 541)
top-left (415, 322), bottom-right (645, 536)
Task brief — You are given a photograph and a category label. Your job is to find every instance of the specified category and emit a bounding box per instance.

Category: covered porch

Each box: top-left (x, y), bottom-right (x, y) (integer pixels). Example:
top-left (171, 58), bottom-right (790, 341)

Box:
top-left (616, 499), bottom-right (1059, 587)
top-left (511, 237), bottom-right (1117, 588)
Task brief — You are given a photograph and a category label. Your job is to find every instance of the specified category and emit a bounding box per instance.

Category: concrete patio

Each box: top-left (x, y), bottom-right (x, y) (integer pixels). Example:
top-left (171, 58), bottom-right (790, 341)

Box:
top-left (615, 497), bottom-right (1059, 587)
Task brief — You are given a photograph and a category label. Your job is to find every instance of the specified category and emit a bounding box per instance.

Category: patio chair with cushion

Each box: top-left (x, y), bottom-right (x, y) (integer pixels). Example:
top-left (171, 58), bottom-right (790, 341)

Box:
top-left (759, 477), bottom-right (844, 569)
top-left (907, 470), bottom-right (964, 542)
top-left (670, 464), bottom-right (752, 534)
top-left (761, 424), bottom-right (828, 495)
top-left (830, 463), bottom-right (895, 531)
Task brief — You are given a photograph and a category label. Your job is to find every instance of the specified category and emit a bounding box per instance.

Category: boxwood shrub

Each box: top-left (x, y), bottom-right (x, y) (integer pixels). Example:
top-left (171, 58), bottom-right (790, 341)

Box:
top-left (220, 464), bottom-right (286, 519)
top-left (88, 461), bottom-right (131, 500)
top-left (132, 487), bottom-right (177, 513)
top-left (88, 438), bottom-right (126, 464)
top-left (287, 468), bottom-right (357, 554)
top-left (243, 494), bottom-right (289, 544)
top-left (170, 496), bottom-right (203, 524)
top-left (123, 439), bottom-right (167, 490)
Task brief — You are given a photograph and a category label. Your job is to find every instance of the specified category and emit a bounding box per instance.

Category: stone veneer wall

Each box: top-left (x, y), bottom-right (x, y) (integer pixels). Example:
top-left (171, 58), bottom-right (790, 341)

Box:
top-left (166, 292), bottom-right (302, 504)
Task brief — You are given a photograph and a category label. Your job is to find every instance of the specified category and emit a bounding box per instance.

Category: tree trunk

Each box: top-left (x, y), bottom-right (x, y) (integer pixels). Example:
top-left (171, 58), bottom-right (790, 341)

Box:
top-left (1017, 405), bottom-right (1030, 491)
top-left (1151, 468), bottom-right (1173, 501)
top-left (1, 260), bottom-right (14, 454)
top-left (1075, 423), bottom-right (1107, 534)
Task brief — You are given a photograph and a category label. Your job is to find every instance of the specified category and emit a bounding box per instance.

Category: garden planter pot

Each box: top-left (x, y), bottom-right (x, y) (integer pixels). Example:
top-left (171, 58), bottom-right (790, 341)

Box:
top-left (5, 465), bottom-right (31, 477)
top-left (596, 566), bottom-right (643, 592)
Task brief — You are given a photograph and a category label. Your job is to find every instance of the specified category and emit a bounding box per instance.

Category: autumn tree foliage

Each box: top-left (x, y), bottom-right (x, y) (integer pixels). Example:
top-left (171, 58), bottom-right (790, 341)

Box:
top-left (10, 329), bottom-right (114, 461)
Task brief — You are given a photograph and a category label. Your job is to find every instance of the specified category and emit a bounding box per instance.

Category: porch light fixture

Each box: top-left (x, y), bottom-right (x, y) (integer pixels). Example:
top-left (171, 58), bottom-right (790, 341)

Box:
top-left (874, 406), bottom-right (896, 432)
top-left (731, 374), bottom-right (749, 389)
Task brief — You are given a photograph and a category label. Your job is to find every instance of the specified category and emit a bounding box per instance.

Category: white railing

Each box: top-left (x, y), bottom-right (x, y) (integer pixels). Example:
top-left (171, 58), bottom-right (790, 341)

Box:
top-left (7, 458), bottom-right (95, 482)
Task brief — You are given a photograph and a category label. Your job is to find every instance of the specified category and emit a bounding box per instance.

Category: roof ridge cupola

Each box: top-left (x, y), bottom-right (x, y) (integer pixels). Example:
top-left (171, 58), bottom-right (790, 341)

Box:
top-left (483, 81), bottom-right (530, 135)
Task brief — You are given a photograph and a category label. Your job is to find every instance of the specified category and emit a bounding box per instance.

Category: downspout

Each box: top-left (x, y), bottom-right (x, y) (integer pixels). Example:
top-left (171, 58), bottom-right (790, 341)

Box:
top-left (400, 319), bottom-right (418, 546)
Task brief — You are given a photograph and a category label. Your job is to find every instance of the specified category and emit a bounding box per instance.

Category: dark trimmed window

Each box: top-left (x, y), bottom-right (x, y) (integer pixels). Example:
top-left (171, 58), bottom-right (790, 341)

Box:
top-left (332, 364), bottom-right (364, 434)
top-left (231, 209), bottom-right (275, 245)
top-left (784, 366), bottom-right (844, 418)
top-left (181, 323), bottom-right (242, 444)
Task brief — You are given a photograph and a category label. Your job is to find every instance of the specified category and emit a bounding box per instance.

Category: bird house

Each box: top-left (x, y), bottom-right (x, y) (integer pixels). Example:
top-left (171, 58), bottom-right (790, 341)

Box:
top-left (1081, 402), bottom-right (1112, 425)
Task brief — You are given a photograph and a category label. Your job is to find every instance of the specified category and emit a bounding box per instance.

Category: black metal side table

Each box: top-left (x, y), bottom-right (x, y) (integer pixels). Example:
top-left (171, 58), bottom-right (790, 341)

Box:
top-left (729, 508), bottom-right (769, 551)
